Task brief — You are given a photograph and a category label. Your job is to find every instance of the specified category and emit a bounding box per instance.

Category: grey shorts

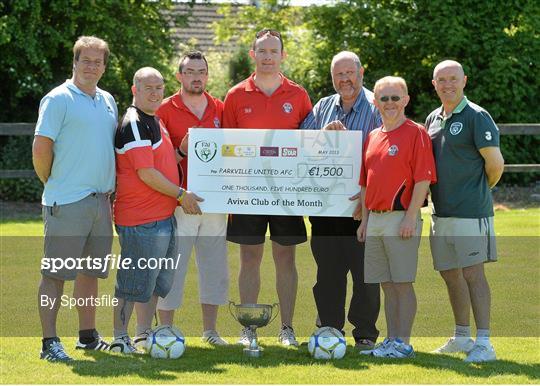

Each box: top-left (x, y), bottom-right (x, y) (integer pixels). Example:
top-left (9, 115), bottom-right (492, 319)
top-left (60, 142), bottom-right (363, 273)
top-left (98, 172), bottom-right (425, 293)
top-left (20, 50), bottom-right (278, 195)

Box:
top-left (364, 211), bottom-right (422, 283)
top-left (41, 193), bottom-right (113, 281)
top-left (430, 215), bottom-right (498, 271)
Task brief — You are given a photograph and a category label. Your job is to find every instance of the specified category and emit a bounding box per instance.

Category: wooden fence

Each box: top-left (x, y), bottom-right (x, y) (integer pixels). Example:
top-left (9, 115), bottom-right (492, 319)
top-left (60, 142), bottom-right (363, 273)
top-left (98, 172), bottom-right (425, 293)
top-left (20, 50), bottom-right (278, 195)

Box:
top-left (0, 123), bottom-right (538, 179)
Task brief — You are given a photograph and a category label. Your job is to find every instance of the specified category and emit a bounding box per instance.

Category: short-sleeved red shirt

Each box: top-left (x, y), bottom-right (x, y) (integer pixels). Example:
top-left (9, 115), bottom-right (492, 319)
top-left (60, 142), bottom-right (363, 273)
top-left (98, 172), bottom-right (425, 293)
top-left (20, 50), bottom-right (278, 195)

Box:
top-left (360, 119), bottom-right (437, 211)
top-left (114, 106), bottom-right (179, 226)
top-left (157, 91), bottom-right (223, 189)
top-left (223, 73), bottom-right (312, 129)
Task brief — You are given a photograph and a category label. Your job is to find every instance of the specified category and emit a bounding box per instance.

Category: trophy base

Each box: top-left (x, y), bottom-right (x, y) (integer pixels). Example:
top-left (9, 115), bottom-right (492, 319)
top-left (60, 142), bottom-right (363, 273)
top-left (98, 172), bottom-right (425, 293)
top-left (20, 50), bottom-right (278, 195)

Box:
top-left (243, 347), bottom-right (263, 358)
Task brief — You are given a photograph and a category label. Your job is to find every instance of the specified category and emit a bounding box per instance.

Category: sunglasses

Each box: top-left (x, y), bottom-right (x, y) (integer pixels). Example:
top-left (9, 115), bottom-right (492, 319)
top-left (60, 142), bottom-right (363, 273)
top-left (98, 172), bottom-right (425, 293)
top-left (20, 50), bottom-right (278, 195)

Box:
top-left (379, 95), bottom-right (401, 102)
top-left (256, 29), bottom-right (282, 39)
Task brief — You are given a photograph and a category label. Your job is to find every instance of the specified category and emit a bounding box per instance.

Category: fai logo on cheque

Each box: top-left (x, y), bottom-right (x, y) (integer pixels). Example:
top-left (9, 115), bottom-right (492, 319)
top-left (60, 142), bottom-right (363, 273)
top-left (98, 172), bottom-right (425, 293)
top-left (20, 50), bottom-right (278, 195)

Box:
top-left (194, 141), bottom-right (217, 163)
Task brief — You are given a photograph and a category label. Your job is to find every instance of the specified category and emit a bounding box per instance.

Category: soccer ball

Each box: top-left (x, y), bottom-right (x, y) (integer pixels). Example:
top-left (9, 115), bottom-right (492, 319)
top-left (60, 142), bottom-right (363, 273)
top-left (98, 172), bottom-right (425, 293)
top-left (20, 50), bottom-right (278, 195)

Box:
top-left (308, 326), bottom-right (347, 360)
top-left (146, 325), bottom-right (185, 359)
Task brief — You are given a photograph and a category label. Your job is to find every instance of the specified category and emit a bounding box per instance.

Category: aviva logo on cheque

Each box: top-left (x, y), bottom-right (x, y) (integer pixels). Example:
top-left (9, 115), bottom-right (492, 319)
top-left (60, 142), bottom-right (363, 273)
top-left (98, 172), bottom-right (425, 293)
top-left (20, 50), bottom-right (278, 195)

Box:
top-left (221, 145), bottom-right (257, 157)
top-left (195, 141), bottom-right (217, 162)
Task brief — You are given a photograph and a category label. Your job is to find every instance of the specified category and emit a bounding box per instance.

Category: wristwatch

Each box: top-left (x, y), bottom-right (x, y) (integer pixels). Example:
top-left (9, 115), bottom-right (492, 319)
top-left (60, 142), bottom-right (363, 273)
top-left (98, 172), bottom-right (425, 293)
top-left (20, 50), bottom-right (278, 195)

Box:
top-left (177, 147), bottom-right (187, 158)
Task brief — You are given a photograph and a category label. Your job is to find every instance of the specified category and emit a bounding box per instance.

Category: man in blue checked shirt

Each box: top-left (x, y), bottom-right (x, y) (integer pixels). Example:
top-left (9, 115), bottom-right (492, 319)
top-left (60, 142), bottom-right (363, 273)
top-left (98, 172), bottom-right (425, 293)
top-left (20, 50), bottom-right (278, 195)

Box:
top-left (300, 51), bottom-right (381, 351)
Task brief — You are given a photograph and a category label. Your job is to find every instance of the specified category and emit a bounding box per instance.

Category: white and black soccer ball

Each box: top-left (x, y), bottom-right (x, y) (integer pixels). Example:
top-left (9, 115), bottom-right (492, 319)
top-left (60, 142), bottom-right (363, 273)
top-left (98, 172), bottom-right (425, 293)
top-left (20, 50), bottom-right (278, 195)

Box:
top-left (308, 326), bottom-right (347, 360)
top-left (146, 325), bottom-right (186, 359)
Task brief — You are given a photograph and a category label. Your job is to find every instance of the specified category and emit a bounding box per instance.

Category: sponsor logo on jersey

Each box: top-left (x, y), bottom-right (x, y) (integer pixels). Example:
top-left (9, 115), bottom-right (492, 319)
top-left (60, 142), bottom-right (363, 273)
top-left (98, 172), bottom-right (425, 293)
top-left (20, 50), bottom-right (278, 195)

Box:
top-left (449, 122), bottom-right (463, 135)
top-left (388, 145), bottom-right (399, 156)
top-left (282, 102), bottom-right (293, 114)
top-left (281, 147), bottom-right (298, 157)
top-left (260, 147), bottom-right (279, 157)
top-left (222, 145), bottom-right (256, 157)
top-left (194, 141), bottom-right (217, 162)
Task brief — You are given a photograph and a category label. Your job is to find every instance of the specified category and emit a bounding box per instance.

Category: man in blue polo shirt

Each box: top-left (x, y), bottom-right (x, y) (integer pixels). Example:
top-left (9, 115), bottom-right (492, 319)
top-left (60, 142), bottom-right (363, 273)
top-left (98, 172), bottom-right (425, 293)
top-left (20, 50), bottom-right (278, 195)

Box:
top-left (425, 60), bottom-right (504, 363)
top-left (33, 36), bottom-right (117, 361)
top-left (300, 51), bottom-right (381, 351)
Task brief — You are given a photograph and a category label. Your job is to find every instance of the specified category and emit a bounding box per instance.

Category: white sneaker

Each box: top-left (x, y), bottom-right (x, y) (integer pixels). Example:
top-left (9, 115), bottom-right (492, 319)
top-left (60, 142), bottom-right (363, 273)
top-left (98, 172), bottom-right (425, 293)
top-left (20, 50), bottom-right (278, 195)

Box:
top-left (432, 337), bottom-right (475, 353)
top-left (133, 329), bottom-right (151, 351)
top-left (278, 325), bottom-right (299, 347)
top-left (238, 327), bottom-right (256, 347)
top-left (383, 339), bottom-right (415, 358)
top-left (464, 343), bottom-right (496, 363)
top-left (360, 337), bottom-right (393, 356)
top-left (202, 330), bottom-right (229, 346)
top-left (110, 335), bottom-right (140, 354)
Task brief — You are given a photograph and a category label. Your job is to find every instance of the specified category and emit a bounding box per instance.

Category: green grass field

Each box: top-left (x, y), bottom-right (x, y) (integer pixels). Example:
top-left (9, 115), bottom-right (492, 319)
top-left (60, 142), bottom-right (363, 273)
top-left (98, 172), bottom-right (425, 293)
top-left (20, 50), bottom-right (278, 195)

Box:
top-left (1, 209), bottom-right (539, 384)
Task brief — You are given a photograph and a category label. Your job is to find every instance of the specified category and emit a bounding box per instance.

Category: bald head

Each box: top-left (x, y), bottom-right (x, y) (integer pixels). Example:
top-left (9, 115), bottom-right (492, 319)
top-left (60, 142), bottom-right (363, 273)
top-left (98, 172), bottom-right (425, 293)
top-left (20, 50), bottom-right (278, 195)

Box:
top-left (331, 51), bottom-right (362, 71)
top-left (433, 60), bottom-right (464, 79)
top-left (131, 67), bottom-right (164, 115)
top-left (133, 67), bottom-right (164, 91)
top-left (432, 60), bottom-right (467, 111)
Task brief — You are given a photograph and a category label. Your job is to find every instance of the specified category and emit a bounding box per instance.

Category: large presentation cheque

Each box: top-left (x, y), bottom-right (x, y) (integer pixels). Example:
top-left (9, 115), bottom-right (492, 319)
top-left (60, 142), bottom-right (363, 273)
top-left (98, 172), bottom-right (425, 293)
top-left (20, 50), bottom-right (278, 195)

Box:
top-left (187, 128), bottom-right (362, 217)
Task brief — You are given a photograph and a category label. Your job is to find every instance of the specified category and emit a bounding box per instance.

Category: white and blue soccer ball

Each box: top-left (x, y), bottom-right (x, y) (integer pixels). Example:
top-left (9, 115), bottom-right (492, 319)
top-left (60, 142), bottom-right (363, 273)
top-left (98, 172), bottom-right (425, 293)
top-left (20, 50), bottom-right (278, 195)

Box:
top-left (146, 325), bottom-right (186, 359)
top-left (308, 326), bottom-right (347, 360)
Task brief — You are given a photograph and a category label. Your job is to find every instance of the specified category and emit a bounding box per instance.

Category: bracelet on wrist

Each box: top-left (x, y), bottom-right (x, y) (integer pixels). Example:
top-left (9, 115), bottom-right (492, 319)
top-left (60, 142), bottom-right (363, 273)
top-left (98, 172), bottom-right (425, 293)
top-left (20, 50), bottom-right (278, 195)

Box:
top-left (177, 187), bottom-right (186, 203)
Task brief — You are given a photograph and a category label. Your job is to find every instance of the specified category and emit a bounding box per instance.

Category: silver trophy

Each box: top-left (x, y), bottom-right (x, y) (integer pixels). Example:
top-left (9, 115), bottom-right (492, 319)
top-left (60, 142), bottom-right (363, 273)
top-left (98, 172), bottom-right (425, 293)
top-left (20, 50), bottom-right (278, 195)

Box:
top-left (229, 301), bottom-right (279, 357)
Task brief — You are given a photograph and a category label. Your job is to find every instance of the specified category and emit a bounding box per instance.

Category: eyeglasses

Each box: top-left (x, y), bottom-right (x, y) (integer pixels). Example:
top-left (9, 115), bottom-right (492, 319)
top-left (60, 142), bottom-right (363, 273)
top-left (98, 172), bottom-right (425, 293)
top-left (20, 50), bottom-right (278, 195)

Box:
top-left (182, 70), bottom-right (208, 77)
top-left (256, 29), bottom-right (281, 39)
top-left (334, 70), bottom-right (357, 79)
top-left (379, 95), bottom-right (401, 102)
top-left (79, 59), bottom-right (103, 67)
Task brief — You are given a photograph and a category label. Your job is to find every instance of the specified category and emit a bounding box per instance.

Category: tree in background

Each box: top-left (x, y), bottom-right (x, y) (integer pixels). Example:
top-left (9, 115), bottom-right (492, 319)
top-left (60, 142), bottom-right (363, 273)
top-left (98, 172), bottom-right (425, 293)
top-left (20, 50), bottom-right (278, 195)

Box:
top-left (212, 0), bottom-right (313, 90)
top-left (0, 0), bottom-right (190, 200)
top-left (214, 0), bottom-right (539, 184)
top-left (1, 0), bottom-right (190, 121)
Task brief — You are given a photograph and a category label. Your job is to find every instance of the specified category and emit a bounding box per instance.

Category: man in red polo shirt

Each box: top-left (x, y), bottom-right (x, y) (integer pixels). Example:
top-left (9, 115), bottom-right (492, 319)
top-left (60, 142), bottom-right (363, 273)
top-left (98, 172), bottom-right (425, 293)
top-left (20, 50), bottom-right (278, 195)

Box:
top-left (356, 76), bottom-right (436, 358)
top-left (156, 51), bottom-right (229, 345)
top-left (223, 29), bottom-right (312, 347)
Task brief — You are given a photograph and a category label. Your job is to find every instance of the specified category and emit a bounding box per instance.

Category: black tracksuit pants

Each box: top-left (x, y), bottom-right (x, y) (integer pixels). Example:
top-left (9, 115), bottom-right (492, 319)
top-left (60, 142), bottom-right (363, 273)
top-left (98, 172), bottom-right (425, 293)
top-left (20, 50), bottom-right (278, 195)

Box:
top-left (310, 216), bottom-right (380, 342)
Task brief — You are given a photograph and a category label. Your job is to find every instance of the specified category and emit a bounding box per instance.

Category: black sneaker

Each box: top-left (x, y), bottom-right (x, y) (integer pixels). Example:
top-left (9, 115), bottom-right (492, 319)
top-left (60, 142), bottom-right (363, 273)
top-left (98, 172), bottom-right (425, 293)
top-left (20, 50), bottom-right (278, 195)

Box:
top-left (40, 340), bottom-right (73, 362)
top-left (75, 336), bottom-right (110, 351)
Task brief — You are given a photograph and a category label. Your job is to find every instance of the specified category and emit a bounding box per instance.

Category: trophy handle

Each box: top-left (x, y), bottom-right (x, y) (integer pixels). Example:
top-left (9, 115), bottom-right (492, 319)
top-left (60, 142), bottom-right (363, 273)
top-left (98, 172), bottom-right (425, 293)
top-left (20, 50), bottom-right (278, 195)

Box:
top-left (228, 300), bottom-right (239, 323)
top-left (269, 303), bottom-right (280, 325)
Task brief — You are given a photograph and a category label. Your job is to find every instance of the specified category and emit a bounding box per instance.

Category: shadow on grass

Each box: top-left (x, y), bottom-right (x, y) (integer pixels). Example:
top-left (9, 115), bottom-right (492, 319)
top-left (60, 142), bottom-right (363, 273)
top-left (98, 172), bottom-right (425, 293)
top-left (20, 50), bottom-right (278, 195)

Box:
top-left (348, 351), bottom-right (540, 382)
top-left (67, 344), bottom-right (539, 382)
top-left (411, 351), bottom-right (540, 381)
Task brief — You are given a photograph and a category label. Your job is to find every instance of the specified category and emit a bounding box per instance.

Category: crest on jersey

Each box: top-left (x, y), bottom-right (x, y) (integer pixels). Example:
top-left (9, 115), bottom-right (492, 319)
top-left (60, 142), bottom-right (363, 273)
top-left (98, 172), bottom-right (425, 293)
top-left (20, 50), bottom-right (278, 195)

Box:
top-left (449, 122), bottom-right (463, 135)
top-left (388, 145), bottom-right (399, 156)
top-left (213, 117), bottom-right (220, 128)
top-left (194, 141), bottom-right (217, 163)
top-left (282, 102), bottom-right (293, 114)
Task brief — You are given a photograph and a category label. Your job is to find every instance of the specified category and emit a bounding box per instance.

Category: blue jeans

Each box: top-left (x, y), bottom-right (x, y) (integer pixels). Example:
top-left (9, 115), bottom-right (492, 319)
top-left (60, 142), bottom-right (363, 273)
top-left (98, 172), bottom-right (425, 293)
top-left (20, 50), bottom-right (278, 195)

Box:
top-left (114, 216), bottom-right (176, 302)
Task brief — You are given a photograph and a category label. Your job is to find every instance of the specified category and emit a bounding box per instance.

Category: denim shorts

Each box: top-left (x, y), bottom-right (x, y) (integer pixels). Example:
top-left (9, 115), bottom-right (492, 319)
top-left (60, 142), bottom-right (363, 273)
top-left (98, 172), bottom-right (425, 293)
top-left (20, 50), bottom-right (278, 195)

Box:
top-left (114, 216), bottom-right (177, 302)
